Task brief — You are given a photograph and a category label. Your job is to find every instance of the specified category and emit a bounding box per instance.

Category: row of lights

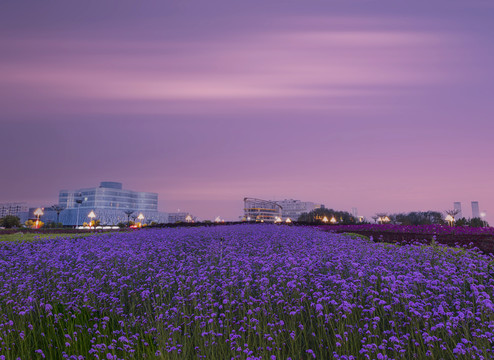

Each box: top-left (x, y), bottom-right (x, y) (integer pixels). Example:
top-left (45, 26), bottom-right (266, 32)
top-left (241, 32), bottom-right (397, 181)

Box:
top-left (33, 208), bottom-right (146, 229)
top-left (272, 216), bottom-right (339, 224)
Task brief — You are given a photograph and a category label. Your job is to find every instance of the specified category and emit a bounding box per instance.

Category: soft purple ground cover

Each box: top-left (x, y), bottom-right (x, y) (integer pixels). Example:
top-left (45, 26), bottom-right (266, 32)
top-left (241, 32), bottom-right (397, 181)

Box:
top-left (0, 225), bottom-right (493, 359)
top-left (317, 224), bottom-right (494, 235)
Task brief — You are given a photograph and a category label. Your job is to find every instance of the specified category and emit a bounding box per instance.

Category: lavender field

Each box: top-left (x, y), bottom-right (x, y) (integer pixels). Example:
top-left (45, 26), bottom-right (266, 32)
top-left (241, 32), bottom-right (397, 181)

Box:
top-left (1, 225), bottom-right (493, 359)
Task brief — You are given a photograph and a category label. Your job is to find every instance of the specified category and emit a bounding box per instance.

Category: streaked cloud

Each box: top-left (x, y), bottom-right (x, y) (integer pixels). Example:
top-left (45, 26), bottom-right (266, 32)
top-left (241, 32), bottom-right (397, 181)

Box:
top-left (0, 18), bottom-right (460, 115)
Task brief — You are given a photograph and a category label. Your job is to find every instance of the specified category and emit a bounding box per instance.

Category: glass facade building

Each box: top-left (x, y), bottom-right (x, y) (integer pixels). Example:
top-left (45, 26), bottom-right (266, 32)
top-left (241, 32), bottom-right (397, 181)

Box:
top-left (59, 182), bottom-right (158, 212)
top-left (56, 182), bottom-right (166, 225)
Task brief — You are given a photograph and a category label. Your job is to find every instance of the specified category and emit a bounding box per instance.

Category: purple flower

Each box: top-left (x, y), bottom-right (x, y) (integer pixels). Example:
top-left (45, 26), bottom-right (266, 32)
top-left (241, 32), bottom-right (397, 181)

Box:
top-left (306, 349), bottom-right (316, 359)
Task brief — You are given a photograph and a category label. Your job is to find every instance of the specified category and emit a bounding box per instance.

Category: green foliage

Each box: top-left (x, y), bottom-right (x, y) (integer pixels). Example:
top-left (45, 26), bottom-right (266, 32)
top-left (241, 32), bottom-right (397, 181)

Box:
top-left (469, 217), bottom-right (488, 227)
top-left (455, 217), bottom-right (489, 227)
top-left (390, 211), bottom-right (445, 225)
top-left (0, 215), bottom-right (21, 228)
top-left (0, 232), bottom-right (97, 242)
top-left (44, 221), bottom-right (64, 229)
top-left (298, 208), bottom-right (357, 224)
top-left (389, 211), bottom-right (489, 228)
top-left (341, 232), bottom-right (371, 242)
top-left (25, 219), bottom-right (44, 228)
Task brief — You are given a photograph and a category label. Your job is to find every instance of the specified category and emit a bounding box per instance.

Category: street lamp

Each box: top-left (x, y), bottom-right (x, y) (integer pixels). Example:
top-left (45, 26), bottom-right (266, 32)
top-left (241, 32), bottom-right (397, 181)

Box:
top-left (322, 216), bottom-right (329, 223)
top-left (286, 218), bottom-right (292, 223)
top-left (51, 205), bottom-right (64, 226)
top-left (124, 210), bottom-right (134, 227)
top-left (480, 212), bottom-right (487, 227)
top-left (88, 210), bottom-right (96, 229)
top-left (34, 208), bottom-right (44, 229)
top-left (274, 217), bottom-right (282, 223)
top-left (138, 213), bottom-right (145, 227)
top-left (330, 216), bottom-right (337, 224)
top-left (75, 193), bottom-right (83, 228)
top-left (445, 215), bottom-right (454, 227)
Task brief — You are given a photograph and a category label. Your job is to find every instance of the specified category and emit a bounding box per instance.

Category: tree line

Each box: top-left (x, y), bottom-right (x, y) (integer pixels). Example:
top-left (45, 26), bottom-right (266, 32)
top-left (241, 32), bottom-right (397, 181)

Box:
top-left (297, 209), bottom-right (489, 227)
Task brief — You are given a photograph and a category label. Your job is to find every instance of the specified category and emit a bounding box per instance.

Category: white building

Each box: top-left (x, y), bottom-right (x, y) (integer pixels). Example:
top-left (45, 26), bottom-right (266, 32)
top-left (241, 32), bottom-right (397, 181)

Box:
top-left (472, 201), bottom-right (480, 218)
top-left (454, 202), bottom-right (462, 219)
top-left (243, 198), bottom-right (282, 222)
top-left (168, 212), bottom-right (195, 223)
top-left (0, 202), bottom-right (28, 218)
top-left (275, 199), bottom-right (323, 221)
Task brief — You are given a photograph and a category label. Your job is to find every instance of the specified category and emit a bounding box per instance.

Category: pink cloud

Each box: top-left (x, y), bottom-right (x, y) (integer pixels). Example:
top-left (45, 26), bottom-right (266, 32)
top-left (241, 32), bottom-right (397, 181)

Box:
top-left (0, 19), bottom-right (463, 114)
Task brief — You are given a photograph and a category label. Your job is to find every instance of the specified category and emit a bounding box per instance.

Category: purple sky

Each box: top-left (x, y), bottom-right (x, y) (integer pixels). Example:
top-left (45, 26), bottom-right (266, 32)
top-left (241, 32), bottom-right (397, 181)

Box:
top-left (1, 1), bottom-right (493, 222)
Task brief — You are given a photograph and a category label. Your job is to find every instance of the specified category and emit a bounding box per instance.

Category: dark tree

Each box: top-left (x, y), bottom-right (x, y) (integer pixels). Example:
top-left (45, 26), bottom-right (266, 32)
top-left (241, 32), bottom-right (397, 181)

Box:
top-left (390, 211), bottom-right (445, 226)
top-left (298, 208), bottom-right (357, 224)
top-left (50, 205), bottom-right (64, 226)
top-left (124, 210), bottom-right (134, 227)
top-left (0, 215), bottom-right (21, 228)
top-left (469, 217), bottom-right (486, 228)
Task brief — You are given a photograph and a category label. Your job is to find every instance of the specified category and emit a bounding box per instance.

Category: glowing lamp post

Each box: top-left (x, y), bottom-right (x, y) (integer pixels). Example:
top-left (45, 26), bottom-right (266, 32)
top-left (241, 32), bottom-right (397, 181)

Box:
top-left (445, 214), bottom-right (454, 227)
top-left (330, 216), bottom-right (337, 224)
top-left (286, 218), bottom-right (292, 224)
top-left (185, 214), bottom-right (192, 223)
top-left (480, 212), bottom-right (487, 227)
top-left (88, 211), bottom-right (96, 229)
top-left (138, 213), bottom-right (145, 227)
top-left (34, 208), bottom-right (44, 229)
top-left (274, 217), bottom-right (282, 223)
top-left (322, 216), bottom-right (329, 223)
top-left (378, 216), bottom-right (390, 224)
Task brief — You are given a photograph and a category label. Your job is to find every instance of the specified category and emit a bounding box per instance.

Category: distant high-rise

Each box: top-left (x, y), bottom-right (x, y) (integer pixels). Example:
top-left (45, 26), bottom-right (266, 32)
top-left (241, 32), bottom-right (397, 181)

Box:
top-left (472, 201), bottom-right (480, 218)
top-left (453, 202), bottom-right (462, 219)
top-left (351, 207), bottom-right (358, 217)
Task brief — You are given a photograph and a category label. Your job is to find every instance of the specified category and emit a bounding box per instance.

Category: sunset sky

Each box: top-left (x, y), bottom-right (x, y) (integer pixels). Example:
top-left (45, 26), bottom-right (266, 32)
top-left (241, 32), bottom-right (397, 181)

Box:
top-left (1, 0), bottom-right (493, 222)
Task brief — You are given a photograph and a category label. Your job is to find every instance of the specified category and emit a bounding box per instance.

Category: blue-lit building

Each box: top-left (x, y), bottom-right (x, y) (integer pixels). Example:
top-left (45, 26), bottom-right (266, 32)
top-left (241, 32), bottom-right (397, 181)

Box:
top-left (56, 182), bottom-right (167, 226)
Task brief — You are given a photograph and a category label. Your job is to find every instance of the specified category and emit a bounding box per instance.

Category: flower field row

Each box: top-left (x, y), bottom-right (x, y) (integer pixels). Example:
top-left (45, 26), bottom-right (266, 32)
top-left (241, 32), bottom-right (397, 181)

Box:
top-left (317, 224), bottom-right (494, 235)
top-left (0, 225), bottom-right (493, 359)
